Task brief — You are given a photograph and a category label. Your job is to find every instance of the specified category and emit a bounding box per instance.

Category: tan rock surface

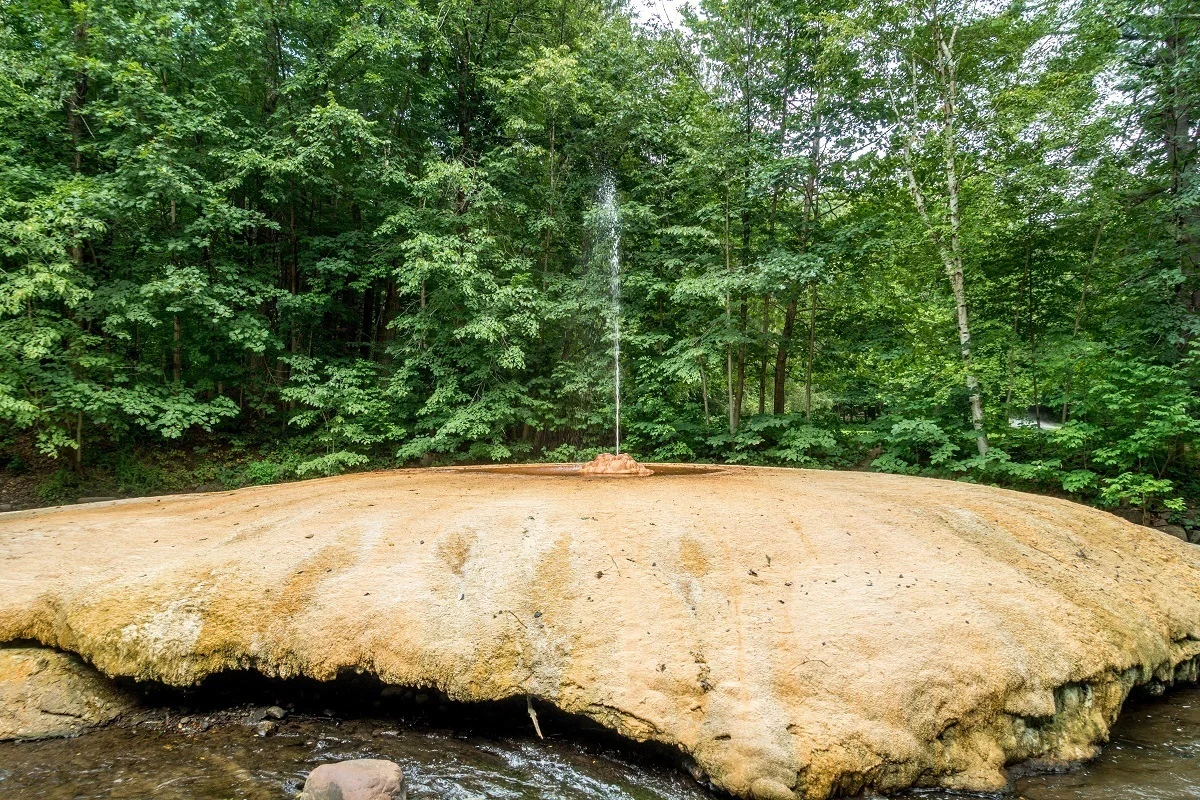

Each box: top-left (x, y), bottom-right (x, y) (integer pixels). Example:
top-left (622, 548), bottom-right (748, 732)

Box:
top-left (0, 647), bottom-right (133, 740)
top-left (2, 466), bottom-right (1200, 798)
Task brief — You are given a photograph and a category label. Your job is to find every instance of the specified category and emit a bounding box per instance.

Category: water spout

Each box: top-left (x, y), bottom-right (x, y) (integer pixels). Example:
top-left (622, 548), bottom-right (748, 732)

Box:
top-left (597, 174), bottom-right (621, 454)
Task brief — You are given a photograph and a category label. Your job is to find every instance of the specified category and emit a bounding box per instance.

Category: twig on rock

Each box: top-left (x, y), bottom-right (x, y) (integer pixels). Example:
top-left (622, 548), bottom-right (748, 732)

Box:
top-left (526, 694), bottom-right (544, 739)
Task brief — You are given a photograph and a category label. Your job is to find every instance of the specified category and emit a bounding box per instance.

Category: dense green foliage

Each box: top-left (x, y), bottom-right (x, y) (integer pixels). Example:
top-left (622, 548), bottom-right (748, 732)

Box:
top-left (1, 0), bottom-right (1197, 517)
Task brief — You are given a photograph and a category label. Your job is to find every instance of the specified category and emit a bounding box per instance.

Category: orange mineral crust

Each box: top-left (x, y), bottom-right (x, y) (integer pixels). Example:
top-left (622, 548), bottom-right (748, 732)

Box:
top-left (2, 466), bottom-right (1200, 799)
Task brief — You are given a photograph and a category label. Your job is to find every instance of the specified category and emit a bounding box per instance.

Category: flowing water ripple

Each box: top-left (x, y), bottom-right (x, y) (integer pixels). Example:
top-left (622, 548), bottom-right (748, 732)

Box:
top-left (0, 715), bottom-right (716, 800)
top-left (4, 688), bottom-right (1200, 799)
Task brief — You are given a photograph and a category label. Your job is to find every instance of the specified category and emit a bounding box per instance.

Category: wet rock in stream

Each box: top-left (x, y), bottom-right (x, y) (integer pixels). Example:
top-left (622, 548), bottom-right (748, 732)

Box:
top-left (299, 758), bottom-right (405, 800)
top-left (0, 647), bottom-right (133, 741)
top-left (254, 720), bottom-right (278, 737)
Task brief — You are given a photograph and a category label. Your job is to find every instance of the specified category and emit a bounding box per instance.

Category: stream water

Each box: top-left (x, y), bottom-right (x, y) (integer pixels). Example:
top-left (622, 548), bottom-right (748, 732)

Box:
top-left (1, 686), bottom-right (1198, 799)
top-left (0, 713), bottom-right (711, 800)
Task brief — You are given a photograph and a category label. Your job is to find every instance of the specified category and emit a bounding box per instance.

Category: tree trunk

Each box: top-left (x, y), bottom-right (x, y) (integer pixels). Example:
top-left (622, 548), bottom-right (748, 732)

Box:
top-left (1024, 236), bottom-right (1039, 427)
top-left (289, 201), bottom-right (300, 355)
top-left (544, 117), bottom-right (555, 276)
top-left (758, 296), bottom-right (769, 414)
top-left (804, 283), bottom-right (817, 421)
top-left (172, 314), bottom-right (182, 386)
top-left (724, 183), bottom-right (736, 435)
top-left (1006, 252), bottom-right (1024, 413)
top-left (65, 11), bottom-right (87, 264)
top-left (361, 283), bottom-right (375, 356)
top-left (726, 311), bottom-right (736, 435)
top-left (1074, 224), bottom-right (1103, 336)
top-left (733, 2), bottom-right (754, 432)
top-left (65, 9), bottom-right (88, 474)
top-left (1063, 224), bottom-right (1104, 422)
top-left (937, 33), bottom-right (987, 454)
top-left (74, 411), bottom-right (83, 475)
top-left (949, 259), bottom-right (986, 453)
top-left (729, 297), bottom-right (739, 431)
top-left (899, 21), bottom-right (988, 454)
top-left (66, 15), bottom-right (87, 173)
top-left (1162, 29), bottom-right (1200, 338)
top-left (377, 279), bottom-right (399, 361)
top-left (773, 298), bottom-right (798, 414)
top-left (772, 80), bottom-right (823, 416)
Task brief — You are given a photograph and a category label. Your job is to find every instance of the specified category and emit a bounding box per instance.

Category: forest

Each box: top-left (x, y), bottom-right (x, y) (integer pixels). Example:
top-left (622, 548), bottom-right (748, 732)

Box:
top-left (0, 0), bottom-right (1197, 520)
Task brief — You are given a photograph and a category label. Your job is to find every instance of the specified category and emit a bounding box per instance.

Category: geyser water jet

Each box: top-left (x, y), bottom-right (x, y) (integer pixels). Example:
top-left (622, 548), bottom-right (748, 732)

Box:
top-left (597, 173), bottom-right (621, 454)
top-left (583, 174), bottom-right (651, 477)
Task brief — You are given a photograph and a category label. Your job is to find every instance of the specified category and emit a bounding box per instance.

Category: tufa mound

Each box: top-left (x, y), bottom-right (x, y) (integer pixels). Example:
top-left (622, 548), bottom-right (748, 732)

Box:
top-left (2, 466), bottom-right (1200, 798)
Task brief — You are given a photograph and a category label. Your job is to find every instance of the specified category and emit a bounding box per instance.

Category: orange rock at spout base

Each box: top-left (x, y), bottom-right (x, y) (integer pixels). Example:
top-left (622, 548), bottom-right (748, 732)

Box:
top-left (580, 452), bottom-right (653, 476)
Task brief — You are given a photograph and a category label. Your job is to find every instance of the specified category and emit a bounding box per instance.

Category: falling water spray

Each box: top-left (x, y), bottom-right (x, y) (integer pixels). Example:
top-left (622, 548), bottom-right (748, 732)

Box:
top-left (580, 175), bottom-right (652, 475)
top-left (597, 174), bottom-right (621, 454)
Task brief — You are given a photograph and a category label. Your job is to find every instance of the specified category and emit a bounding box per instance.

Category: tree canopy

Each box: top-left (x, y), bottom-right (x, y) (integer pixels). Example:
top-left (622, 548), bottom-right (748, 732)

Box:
top-left (1, 0), bottom-right (1197, 518)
